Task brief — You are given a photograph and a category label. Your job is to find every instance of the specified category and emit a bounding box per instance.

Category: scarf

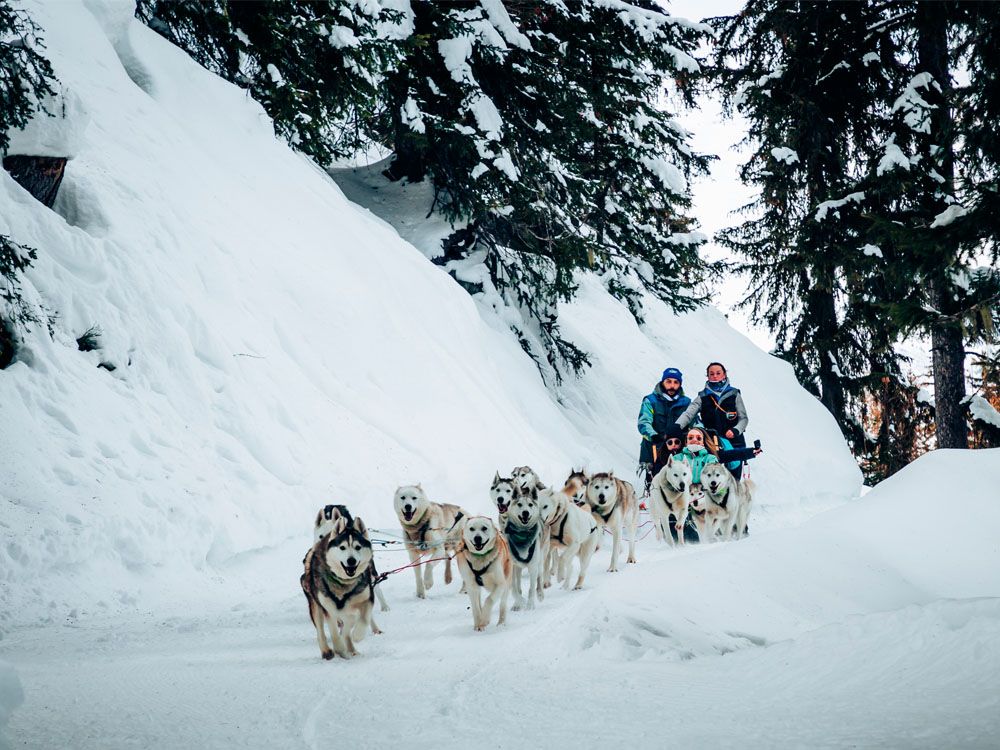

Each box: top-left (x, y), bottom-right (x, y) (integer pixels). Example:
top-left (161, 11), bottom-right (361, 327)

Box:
top-left (706, 378), bottom-right (731, 396)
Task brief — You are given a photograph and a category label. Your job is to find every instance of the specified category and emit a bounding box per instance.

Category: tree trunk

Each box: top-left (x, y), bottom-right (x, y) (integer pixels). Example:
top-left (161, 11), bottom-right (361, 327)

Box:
top-left (917, 1), bottom-right (968, 449)
top-left (930, 281), bottom-right (969, 448)
top-left (3, 155), bottom-right (67, 208)
top-left (813, 286), bottom-right (846, 425)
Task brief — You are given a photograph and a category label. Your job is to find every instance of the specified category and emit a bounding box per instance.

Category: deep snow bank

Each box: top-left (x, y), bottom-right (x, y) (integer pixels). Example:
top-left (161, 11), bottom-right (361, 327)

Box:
top-left (1, 0), bottom-right (858, 625)
top-left (564, 447), bottom-right (1000, 660)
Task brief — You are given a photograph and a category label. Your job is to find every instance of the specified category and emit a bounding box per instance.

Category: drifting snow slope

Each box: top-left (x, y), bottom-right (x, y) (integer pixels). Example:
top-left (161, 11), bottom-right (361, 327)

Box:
top-left (2, 448), bottom-right (997, 749)
top-left (2, 0), bottom-right (857, 627)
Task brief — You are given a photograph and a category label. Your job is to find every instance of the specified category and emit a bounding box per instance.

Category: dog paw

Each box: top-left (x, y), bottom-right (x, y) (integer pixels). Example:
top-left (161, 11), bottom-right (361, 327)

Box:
top-left (416, 592), bottom-right (426, 600)
top-left (380, 605), bottom-right (390, 612)
top-left (321, 649), bottom-right (334, 660)
top-left (607, 566), bottom-right (617, 573)
top-left (627, 557), bottom-right (637, 564)
top-left (474, 624), bottom-right (485, 632)
top-left (372, 626), bottom-right (383, 635)
top-left (512, 602), bottom-right (523, 612)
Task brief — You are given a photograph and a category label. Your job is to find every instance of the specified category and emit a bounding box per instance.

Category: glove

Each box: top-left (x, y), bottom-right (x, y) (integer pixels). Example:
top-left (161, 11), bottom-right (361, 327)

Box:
top-left (646, 433), bottom-right (661, 443)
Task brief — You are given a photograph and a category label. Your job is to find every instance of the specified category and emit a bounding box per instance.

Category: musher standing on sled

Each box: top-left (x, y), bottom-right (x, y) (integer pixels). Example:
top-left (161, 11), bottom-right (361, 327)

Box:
top-left (636, 367), bottom-right (690, 496)
top-left (676, 362), bottom-right (750, 480)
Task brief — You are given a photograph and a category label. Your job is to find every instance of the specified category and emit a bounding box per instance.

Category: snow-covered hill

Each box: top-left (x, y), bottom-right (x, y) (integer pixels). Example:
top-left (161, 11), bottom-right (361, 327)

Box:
top-left (0, 0), bottom-right (859, 627)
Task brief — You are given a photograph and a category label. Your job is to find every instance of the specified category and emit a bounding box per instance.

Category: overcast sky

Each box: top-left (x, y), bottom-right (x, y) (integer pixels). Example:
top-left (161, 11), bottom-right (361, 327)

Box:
top-left (664, 0), bottom-right (775, 352)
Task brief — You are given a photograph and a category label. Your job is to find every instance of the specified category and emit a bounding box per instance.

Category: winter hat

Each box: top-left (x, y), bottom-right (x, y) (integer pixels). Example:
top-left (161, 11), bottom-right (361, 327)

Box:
top-left (661, 367), bottom-right (683, 383)
top-left (665, 423), bottom-right (685, 440)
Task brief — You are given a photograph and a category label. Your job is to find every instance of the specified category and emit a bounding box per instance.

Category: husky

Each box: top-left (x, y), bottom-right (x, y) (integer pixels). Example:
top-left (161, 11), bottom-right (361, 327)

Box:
top-left (454, 516), bottom-right (512, 631)
top-left (585, 472), bottom-right (639, 571)
top-left (649, 456), bottom-right (693, 546)
top-left (393, 485), bottom-right (466, 599)
top-left (512, 465), bottom-right (546, 492)
top-left (490, 472), bottom-right (518, 524)
top-left (697, 463), bottom-right (755, 541)
top-left (538, 482), bottom-right (599, 590)
top-left (314, 504), bottom-right (389, 616)
top-left (564, 468), bottom-right (590, 507)
top-left (301, 515), bottom-right (376, 659)
top-left (503, 487), bottom-right (545, 611)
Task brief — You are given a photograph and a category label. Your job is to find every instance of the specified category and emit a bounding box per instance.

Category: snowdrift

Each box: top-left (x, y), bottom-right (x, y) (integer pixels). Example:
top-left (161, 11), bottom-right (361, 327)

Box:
top-left (1, 0), bottom-right (858, 626)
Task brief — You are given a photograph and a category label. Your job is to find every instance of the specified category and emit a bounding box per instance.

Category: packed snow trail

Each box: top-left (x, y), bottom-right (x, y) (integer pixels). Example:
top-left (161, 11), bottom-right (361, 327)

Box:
top-left (4, 450), bottom-right (1000, 749)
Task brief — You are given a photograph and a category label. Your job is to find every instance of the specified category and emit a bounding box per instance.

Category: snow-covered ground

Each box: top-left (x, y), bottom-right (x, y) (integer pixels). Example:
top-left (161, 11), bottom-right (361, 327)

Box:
top-left (4, 449), bottom-right (998, 749)
top-left (3, 2), bottom-right (996, 748)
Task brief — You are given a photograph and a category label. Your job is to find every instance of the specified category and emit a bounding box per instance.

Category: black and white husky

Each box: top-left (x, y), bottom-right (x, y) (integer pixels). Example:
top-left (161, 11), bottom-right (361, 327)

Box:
top-left (301, 515), bottom-right (376, 660)
top-left (314, 504), bottom-right (388, 614)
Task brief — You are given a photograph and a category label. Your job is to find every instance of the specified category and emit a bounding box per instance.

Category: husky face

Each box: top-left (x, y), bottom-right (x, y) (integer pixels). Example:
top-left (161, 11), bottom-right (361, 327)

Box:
top-left (512, 466), bottom-right (540, 490)
top-left (661, 456), bottom-right (692, 492)
top-left (700, 463), bottom-right (731, 496)
top-left (323, 518), bottom-right (373, 579)
top-left (394, 484), bottom-right (429, 524)
top-left (586, 473), bottom-right (618, 511)
top-left (463, 516), bottom-right (498, 553)
top-left (510, 488), bottom-right (540, 526)
top-left (565, 469), bottom-right (589, 506)
top-left (688, 484), bottom-right (709, 512)
top-left (538, 489), bottom-right (559, 524)
top-left (490, 473), bottom-right (517, 514)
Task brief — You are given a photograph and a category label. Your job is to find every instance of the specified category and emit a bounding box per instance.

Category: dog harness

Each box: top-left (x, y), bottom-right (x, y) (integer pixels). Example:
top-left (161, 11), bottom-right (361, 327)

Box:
top-left (320, 568), bottom-right (372, 610)
top-left (549, 509), bottom-right (570, 546)
top-left (466, 555), bottom-right (495, 587)
top-left (504, 522), bottom-right (540, 564)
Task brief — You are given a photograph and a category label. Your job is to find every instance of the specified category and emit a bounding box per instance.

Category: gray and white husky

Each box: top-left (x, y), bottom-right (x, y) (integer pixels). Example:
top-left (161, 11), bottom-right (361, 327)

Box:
top-left (503, 486), bottom-right (545, 610)
top-left (584, 472), bottom-right (639, 571)
top-left (538, 483), bottom-right (599, 590)
top-left (512, 465), bottom-right (546, 492)
top-left (649, 456), bottom-right (693, 546)
top-left (696, 463), bottom-right (755, 541)
top-left (490, 472), bottom-right (518, 525)
top-left (393, 485), bottom-right (466, 599)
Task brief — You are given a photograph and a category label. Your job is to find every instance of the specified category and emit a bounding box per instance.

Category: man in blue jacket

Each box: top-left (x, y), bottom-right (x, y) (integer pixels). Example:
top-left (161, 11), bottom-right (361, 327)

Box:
top-left (636, 367), bottom-right (690, 496)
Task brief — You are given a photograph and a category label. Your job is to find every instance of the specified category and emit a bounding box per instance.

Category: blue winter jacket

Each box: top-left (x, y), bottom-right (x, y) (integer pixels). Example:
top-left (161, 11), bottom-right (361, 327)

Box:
top-left (637, 383), bottom-right (691, 463)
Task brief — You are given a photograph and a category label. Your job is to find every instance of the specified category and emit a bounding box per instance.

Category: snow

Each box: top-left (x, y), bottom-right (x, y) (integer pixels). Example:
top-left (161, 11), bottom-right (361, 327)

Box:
top-left (814, 191), bottom-right (864, 221)
top-left (7, 2), bottom-right (994, 747)
top-left (641, 156), bottom-right (687, 193)
top-left (5, 84), bottom-right (89, 158)
top-left (930, 203), bottom-right (970, 227)
top-left (877, 134), bottom-right (911, 175)
top-left (969, 394), bottom-right (1000, 428)
top-left (861, 243), bottom-right (883, 258)
top-left (770, 146), bottom-right (799, 165)
top-left (0, 662), bottom-right (23, 750)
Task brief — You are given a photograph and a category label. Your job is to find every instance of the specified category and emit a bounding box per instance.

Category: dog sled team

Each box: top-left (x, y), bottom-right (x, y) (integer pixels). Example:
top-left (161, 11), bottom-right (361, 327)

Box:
top-left (300, 360), bottom-right (762, 659)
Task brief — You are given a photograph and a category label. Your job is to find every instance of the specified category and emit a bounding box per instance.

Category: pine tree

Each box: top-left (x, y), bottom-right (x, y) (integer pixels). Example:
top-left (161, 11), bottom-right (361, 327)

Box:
top-left (0, 0), bottom-right (55, 155)
top-left (712, 0), bottom-right (900, 452)
top-left (0, 1), bottom-right (55, 364)
top-left (136, 0), bottom-right (406, 165)
top-left (381, 1), bottom-right (711, 381)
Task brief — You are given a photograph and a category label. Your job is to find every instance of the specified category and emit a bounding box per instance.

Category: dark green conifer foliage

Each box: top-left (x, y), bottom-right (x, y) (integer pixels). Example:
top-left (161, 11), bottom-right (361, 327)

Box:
top-left (382, 1), bottom-right (711, 381)
top-left (0, 1), bottom-right (55, 155)
top-left (713, 0), bottom-right (898, 457)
